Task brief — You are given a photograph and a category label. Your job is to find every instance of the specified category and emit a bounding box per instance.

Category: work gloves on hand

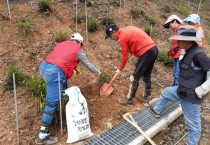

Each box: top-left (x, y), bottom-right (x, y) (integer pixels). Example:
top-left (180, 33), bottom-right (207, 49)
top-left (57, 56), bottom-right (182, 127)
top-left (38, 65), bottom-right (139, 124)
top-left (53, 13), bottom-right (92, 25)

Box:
top-left (73, 69), bottom-right (81, 76)
top-left (195, 80), bottom-right (210, 98)
top-left (98, 70), bottom-right (101, 75)
top-left (195, 70), bottom-right (210, 98)
top-left (195, 84), bottom-right (210, 98)
top-left (195, 86), bottom-right (206, 98)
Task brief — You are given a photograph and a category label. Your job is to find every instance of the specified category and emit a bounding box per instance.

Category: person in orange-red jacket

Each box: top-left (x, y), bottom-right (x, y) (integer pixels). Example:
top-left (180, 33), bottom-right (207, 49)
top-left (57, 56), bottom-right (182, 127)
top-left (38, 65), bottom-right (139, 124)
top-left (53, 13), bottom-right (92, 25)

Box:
top-left (163, 15), bottom-right (183, 86)
top-left (105, 24), bottom-right (158, 106)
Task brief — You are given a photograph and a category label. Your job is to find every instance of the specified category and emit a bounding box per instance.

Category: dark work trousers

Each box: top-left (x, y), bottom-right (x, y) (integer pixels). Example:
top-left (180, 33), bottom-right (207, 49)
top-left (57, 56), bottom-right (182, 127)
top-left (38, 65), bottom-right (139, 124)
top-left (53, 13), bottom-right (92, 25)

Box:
top-left (128, 46), bottom-right (158, 100)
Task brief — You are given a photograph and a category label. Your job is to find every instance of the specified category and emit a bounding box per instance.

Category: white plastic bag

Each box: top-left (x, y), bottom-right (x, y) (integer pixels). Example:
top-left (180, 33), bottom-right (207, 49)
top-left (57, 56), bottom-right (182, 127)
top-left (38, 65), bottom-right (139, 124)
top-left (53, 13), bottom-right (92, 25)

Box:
top-left (65, 86), bottom-right (93, 143)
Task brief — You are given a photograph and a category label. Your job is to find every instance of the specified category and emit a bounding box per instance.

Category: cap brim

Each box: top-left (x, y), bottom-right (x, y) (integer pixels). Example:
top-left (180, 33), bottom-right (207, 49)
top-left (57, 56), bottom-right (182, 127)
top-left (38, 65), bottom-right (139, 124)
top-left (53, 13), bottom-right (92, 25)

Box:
top-left (163, 22), bottom-right (170, 28)
top-left (169, 35), bottom-right (197, 41)
top-left (183, 18), bottom-right (197, 24)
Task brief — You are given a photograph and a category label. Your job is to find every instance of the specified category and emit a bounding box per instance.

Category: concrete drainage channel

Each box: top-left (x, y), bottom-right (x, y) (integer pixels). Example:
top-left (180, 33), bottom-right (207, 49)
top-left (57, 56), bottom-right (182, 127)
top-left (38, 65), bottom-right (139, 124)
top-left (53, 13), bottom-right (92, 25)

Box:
top-left (83, 101), bottom-right (182, 145)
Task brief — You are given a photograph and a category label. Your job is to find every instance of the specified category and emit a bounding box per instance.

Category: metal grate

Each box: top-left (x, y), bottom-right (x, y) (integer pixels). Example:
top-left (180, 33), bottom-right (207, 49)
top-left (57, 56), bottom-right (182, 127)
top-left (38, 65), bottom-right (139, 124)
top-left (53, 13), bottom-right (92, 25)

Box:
top-left (83, 101), bottom-right (180, 145)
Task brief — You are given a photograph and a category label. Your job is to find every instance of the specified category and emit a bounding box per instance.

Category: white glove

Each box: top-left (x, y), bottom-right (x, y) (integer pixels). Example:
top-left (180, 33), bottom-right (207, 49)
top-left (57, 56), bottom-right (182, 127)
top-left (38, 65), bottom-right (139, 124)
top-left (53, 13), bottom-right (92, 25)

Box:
top-left (115, 69), bottom-right (121, 75)
top-left (195, 86), bottom-right (206, 98)
top-left (195, 69), bottom-right (210, 98)
top-left (98, 70), bottom-right (101, 75)
top-left (129, 75), bottom-right (134, 83)
top-left (73, 70), bottom-right (76, 74)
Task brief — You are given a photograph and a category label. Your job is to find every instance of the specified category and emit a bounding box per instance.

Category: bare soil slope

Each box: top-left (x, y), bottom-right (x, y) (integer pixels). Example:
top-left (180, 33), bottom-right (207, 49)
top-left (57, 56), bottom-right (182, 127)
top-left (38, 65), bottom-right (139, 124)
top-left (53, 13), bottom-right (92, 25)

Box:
top-left (0, 0), bottom-right (210, 145)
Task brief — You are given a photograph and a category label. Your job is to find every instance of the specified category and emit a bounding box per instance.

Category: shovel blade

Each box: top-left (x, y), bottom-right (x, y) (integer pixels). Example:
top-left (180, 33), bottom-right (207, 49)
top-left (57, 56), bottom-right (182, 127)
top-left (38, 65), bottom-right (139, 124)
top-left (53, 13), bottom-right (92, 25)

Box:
top-left (100, 83), bottom-right (114, 96)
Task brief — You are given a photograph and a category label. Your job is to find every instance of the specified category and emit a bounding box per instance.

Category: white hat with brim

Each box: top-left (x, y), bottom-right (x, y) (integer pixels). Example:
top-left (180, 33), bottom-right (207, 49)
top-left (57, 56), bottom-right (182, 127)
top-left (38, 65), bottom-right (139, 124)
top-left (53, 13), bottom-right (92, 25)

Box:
top-left (169, 25), bottom-right (196, 41)
top-left (163, 15), bottom-right (183, 28)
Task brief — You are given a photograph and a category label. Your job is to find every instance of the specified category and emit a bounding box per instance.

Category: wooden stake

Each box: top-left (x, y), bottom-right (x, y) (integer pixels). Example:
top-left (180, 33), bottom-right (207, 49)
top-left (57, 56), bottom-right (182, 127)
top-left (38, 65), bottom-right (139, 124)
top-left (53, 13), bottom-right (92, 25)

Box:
top-left (131, 16), bottom-right (133, 25)
top-left (7, 0), bottom-right (11, 20)
top-left (197, 0), bottom-right (202, 14)
top-left (58, 72), bottom-right (63, 135)
top-left (76, 0), bottom-right (78, 30)
top-left (85, 0), bottom-right (88, 42)
top-left (150, 24), bottom-right (153, 38)
top-left (13, 73), bottom-right (19, 144)
top-left (123, 113), bottom-right (156, 145)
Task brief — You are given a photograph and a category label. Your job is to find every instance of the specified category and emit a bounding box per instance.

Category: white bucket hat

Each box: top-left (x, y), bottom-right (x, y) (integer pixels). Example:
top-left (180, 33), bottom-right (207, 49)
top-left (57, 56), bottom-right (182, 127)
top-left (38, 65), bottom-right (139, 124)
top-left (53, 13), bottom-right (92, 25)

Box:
top-left (70, 33), bottom-right (84, 46)
top-left (169, 25), bottom-right (196, 41)
top-left (163, 14), bottom-right (183, 28)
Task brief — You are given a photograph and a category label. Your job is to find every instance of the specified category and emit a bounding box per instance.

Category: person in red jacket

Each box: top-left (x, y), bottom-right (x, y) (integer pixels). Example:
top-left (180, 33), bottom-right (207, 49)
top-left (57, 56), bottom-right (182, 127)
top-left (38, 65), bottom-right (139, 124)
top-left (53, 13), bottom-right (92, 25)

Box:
top-left (105, 24), bottom-right (158, 106)
top-left (35, 33), bottom-right (101, 145)
top-left (163, 15), bottom-right (183, 86)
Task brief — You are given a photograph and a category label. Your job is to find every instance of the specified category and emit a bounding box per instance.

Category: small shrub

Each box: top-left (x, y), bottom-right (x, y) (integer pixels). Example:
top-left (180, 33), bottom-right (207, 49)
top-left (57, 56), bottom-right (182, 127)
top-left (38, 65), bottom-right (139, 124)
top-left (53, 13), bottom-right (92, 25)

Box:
top-left (38, 0), bottom-right (52, 12)
top-left (130, 8), bottom-right (142, 18)
top-left (109, 0), bottom-right (120, 7)
top-left (25, 74), bottom-right (46, 112)
top-left (175, 6), bottom-right (189, 17)
top-left (87, 16), bottom-right (101, 32)
top-left (116, 53), bottom-right (121, 61)
top-left (180, 7), bottom-right (190, 17)
top-left (145, 15), bottom-right (155, 25)
top-left (0, 24), bottom-right (4, 32)
top-left (157, 49), bottom-right (173, 66)
top-left (87, 0), bottom-right (94, 6)
top-left (102, 13), bottom-right (115, 25)
top-left (98, 71), bottom-right (112, 86)
top-left (144, 26), bottom-right (151, 36)
top-left (164, 3), bottom-right (173, 13)
top-left (4, 63), bottom-right (28, 90)
top-left (19, 19), bottom-right (35, 34)
top-left (55, 30), bottom-right (69, 42)
top-left (74, 12), bottom-right (85, 23)
top-left (53, 96), bottom-right (69, 125)
top-left (79, 0), bottom-right (94, 6)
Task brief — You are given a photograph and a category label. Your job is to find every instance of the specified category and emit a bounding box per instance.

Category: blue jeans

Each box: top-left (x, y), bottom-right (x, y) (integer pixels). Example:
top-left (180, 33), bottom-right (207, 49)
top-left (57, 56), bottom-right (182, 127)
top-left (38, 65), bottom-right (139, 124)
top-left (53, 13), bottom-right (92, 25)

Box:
top-left (39, 61), bottom-right (66, 127)
top-left (153, 86), bottom-right (201, 145)
top-left (173, 58), bottom-right (180, 86)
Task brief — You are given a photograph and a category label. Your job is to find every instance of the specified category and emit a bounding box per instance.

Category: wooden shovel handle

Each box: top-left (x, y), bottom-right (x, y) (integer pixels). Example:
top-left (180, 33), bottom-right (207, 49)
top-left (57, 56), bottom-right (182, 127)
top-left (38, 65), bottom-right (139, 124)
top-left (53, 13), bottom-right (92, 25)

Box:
top-left (123, 113), bottom-right (156, 145)
top-left (109, 72), bottom-right (118, 85)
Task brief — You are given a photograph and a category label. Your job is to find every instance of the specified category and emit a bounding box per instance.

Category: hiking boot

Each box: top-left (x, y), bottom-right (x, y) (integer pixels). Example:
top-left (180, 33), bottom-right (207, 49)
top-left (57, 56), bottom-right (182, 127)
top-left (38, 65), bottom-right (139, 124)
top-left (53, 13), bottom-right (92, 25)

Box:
top-left (117, 97), bottom-right (133, 106)
top-left (149, 106), bottom-right (161, 118)
top-left (35, 135), bottom-right (58, 145)
top-left (142, 97), bottom-right (149, 106)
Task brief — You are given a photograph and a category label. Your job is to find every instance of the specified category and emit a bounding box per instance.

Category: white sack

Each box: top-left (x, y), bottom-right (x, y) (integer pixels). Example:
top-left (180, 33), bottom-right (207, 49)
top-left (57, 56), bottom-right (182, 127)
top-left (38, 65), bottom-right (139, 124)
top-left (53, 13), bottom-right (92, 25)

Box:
top-left (65, 86), bottom-right (93, 143)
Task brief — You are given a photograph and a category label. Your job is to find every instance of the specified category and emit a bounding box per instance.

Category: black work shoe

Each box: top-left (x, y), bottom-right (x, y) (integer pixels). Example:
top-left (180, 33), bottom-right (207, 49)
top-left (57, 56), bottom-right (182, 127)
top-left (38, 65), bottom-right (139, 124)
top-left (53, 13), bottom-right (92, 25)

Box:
top-left (117, 97), bottom-right (133, 106)
top-left (149, 106), bottom-right (161, 118)
top-left (127, 99), bottom-right (133, 107)
top-left (142, 97), bottom-right (149, 106)
top-left (35, 135), bottom-right (58, 145)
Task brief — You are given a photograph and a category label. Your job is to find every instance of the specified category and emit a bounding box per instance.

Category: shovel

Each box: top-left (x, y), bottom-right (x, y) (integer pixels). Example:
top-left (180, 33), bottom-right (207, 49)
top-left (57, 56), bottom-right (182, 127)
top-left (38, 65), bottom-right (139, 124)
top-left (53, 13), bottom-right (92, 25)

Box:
top-left (100, 72), bottom-right (118, 96)
top-left (123, 113), bottom-right (156, 145)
